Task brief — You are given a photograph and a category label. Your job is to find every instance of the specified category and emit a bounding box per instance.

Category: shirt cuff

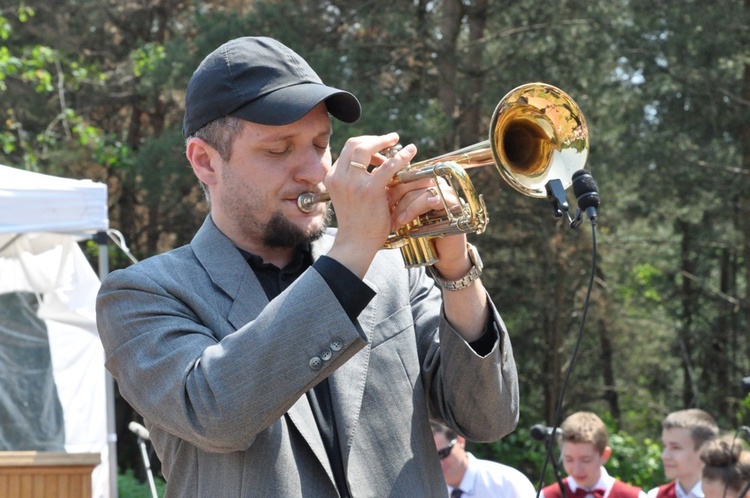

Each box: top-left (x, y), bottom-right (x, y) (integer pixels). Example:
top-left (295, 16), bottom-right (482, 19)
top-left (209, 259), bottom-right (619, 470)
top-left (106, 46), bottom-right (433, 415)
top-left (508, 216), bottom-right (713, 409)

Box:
top-left (313, 256), bottom-right (376, 322)
top-left (467, 317), bottom-right (500, 356)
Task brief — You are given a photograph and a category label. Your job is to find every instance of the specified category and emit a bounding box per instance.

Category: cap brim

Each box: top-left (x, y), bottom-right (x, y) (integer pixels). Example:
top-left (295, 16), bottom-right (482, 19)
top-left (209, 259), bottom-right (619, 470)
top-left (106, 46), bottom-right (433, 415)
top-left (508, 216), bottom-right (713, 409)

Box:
top-left (231, 83), bottom-right (361, 125)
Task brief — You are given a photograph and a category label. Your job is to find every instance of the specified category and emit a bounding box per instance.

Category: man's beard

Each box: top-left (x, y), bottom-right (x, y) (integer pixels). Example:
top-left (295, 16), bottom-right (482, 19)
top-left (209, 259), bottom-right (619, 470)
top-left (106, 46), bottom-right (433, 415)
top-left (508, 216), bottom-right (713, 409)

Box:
top-left (261, 207), bottom-right (332, 248)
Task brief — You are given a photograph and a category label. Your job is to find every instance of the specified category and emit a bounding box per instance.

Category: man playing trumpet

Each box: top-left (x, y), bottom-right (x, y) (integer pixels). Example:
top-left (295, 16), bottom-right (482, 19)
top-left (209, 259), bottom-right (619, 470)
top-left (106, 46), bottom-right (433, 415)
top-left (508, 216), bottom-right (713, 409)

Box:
top-left (96, 35), bottom-right (519, 497)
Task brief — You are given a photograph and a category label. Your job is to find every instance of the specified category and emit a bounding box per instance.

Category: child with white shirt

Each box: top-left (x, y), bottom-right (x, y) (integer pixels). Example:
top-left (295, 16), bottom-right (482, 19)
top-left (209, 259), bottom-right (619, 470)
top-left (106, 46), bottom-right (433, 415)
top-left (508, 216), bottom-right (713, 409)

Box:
top-left (540, 411), bottom-right (646, 498)
top-left (647, 409), bottom-right (719, 498)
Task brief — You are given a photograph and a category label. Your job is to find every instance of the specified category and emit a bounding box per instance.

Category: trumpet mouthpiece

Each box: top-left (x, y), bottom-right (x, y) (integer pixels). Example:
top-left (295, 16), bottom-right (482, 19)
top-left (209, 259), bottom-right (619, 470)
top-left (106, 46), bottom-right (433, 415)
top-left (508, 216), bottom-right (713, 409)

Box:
top-left (297, 192), bottom-right (330, 213)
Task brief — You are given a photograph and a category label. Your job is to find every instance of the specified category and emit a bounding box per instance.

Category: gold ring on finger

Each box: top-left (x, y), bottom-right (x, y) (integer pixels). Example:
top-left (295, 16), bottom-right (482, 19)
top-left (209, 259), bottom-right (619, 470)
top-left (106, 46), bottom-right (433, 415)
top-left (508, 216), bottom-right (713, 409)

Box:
top-left (350, 161), bottom-right (369, 171)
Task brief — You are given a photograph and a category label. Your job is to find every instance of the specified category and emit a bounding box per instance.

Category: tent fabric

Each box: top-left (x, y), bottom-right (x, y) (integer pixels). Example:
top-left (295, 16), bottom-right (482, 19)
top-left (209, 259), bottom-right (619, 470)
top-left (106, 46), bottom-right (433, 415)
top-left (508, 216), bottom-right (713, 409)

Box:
top-left (0, 164), bottom-right (108, 235)
top-left (0, 290), bottom-right (66, 452)
top-left (0, 165), bottom-right (111, 498)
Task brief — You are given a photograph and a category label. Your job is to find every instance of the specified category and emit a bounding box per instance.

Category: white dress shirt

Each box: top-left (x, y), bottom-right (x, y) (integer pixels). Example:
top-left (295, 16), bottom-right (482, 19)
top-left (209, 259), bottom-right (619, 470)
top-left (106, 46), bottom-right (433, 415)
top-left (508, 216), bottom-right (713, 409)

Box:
top-left (539, 467), bottom-right (647, 498)
top-left (447, 452), bottom-right (537, 498)
top-left (646, 480), bottom-right (704, 498)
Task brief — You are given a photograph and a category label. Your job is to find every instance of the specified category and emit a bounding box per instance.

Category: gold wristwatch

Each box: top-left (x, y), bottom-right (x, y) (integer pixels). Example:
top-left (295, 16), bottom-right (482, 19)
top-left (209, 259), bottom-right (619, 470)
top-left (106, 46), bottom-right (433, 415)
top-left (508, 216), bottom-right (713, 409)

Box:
top-left (428, 243), bottom-right (483, 291)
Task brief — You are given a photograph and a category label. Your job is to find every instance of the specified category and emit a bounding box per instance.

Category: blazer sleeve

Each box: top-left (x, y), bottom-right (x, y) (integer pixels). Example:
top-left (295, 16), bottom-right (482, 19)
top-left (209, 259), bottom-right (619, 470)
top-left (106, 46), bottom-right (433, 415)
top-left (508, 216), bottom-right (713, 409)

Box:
top-left (408, 264), bottom-right (520, 442)
top-left (96, 253), bottom-right (369, 453)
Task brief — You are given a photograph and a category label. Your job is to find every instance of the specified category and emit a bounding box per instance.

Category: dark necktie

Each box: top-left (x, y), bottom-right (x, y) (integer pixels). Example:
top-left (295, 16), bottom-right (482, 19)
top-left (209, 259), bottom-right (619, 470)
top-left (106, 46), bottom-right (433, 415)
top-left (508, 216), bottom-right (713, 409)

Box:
top-left (573, 488), bottom-right (605, 498)
top-left (450, 489), bottom-right (464, 498)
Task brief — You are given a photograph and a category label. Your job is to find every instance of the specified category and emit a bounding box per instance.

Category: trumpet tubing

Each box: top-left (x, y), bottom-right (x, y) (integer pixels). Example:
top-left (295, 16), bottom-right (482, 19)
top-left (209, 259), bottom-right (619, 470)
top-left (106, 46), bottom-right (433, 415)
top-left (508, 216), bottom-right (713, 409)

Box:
top-left (296, 82), bottom-right (589, 267)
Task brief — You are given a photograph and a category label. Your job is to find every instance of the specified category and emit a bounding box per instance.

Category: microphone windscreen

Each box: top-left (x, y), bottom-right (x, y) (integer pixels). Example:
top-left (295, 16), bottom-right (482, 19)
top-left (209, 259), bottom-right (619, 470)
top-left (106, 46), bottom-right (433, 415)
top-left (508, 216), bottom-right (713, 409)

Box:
top-left (572, 170), bottom-right (598, 198)
top-left (530, 424), bottom-right (547, 441)
top-left (572, 169), bottom-right (600, 211)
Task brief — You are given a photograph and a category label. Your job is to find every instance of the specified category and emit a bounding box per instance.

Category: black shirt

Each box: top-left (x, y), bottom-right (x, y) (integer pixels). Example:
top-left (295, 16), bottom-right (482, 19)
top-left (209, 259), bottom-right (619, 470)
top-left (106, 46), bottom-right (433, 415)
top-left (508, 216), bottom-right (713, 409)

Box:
top-left (239, 246), bottom-right (372, 498)
top-left (238, 245), bottom-right (497, 497)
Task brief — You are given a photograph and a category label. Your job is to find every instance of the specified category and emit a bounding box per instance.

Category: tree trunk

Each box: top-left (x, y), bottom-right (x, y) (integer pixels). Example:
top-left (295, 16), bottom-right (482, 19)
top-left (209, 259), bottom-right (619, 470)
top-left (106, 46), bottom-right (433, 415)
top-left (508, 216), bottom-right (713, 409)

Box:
top-left (678, 220), bottom-right (699, 407)
top-left (460, 0), bottom-right (488, 147)
top-left (437, 0), bottom-right (464, 150)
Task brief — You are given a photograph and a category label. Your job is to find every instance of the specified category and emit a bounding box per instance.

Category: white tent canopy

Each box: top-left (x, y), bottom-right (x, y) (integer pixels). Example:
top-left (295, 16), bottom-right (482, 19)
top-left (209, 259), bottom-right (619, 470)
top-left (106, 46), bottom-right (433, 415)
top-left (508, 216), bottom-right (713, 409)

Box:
top-left (0, 164), bottom-right (108, 235)
top-left (0, 164), bottom-right (114, 498)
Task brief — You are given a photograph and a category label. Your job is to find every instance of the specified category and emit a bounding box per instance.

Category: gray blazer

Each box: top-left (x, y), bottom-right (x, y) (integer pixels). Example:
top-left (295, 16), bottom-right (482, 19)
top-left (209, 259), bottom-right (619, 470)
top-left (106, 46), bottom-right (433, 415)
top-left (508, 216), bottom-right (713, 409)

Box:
top-left (97, 216), bottom-right (519, 497)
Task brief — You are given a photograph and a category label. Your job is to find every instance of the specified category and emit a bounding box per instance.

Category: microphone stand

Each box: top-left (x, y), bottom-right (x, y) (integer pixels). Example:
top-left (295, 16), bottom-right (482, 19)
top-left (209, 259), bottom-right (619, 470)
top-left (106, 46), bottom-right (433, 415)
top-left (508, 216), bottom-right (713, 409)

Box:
top-left (137, 435), bottom-right (158, 498)
top-left (547, 436), bottom-right (567, 498)
top-left (130, 422), bottom-right (158, 498)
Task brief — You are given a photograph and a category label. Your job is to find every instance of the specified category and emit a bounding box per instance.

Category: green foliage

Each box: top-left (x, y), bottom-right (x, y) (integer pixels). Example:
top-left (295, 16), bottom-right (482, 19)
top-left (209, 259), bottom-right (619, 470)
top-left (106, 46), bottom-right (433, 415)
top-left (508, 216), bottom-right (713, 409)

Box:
top-left (130, 43), bottom-right (166, 78)
top-left (118, 469), bottom-right (166, 498)
top-left (737, 394), bottom-right (750, 427)
top-left (0, 33), bottom-right (56, 93)
top-left (629, 263), bottom-right (666, 303)
top-left (0, 2), bottom-right (111, 172)
top-left (607, 433), bottom-right (664, 489)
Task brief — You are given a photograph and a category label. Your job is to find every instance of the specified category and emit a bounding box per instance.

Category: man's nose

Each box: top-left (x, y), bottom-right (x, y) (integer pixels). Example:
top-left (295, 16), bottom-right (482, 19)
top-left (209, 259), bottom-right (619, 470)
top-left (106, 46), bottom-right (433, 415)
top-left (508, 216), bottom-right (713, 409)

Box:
top-left (295, 147), bottom-right (329, 184)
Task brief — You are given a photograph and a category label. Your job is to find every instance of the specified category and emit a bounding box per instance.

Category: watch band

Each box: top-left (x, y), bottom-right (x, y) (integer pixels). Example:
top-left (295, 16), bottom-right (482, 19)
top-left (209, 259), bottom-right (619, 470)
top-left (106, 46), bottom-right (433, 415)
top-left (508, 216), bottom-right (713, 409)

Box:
top-left (428, 243), bottom-right (483, 291)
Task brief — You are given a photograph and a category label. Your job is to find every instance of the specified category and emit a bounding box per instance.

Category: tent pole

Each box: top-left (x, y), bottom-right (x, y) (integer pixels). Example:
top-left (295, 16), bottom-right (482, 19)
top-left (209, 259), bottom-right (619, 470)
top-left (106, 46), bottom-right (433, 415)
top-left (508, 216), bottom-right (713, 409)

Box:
top-left (96, 231), bottom-right (119, 498)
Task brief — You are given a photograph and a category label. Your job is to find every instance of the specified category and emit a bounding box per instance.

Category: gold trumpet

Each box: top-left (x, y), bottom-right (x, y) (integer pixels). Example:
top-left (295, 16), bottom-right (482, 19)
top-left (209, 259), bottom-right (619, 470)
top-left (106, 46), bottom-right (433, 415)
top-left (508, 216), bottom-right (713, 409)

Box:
top-left (297, 82), bottom-right (589, 268)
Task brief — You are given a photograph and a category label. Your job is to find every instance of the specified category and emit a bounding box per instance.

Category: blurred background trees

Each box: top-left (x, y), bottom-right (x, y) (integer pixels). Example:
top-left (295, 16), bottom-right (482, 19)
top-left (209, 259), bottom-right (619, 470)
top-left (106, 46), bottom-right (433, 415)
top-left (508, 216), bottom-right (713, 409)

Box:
top-left (1, 0), bottom-right (748, 488)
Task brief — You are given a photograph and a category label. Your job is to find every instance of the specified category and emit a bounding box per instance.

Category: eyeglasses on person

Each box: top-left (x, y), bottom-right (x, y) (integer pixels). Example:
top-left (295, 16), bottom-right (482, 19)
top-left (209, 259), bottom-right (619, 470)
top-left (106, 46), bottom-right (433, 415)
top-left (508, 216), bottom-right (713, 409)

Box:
top-left (438, 439), bottom-right (458, 459)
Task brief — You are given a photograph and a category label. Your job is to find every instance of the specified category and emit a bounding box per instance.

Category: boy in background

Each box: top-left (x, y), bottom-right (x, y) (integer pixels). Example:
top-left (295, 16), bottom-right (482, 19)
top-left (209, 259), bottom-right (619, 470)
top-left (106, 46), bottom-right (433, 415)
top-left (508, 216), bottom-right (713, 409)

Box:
top-left (647, 409), bottom-right (719, 498)
top-left (540, 411), bottom-right (645, 498)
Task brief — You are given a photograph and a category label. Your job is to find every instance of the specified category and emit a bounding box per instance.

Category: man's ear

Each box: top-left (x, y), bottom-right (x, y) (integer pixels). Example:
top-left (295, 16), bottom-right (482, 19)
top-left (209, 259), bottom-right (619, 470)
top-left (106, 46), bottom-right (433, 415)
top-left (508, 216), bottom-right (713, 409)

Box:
top-left (187, 137), bottom-right (221, 186)
top-left (601, 446), bottom-right (612, 464)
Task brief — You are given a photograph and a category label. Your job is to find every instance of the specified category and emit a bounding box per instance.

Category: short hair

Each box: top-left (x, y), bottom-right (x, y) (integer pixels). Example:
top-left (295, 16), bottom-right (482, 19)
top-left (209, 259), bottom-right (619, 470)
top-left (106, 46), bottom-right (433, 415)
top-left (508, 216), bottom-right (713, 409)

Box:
top-left (561, 411), bottom-right (609, 454)
top-left (185, 115), bottom-right (245, 204)
top-left (430, 421), bottom-right (457, 441)
top-left (701, 435), bottom-right (750, 494)
top-left (662, 409), bottom-right (719, 450)
top-left (188, 115), bottom-right (245, 161)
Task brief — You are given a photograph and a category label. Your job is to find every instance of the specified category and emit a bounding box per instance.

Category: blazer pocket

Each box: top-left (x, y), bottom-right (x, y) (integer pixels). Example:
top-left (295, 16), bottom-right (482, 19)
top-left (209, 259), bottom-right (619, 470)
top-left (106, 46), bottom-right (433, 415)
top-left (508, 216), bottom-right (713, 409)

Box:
top-left (368, 305), bottom-right (414, 350)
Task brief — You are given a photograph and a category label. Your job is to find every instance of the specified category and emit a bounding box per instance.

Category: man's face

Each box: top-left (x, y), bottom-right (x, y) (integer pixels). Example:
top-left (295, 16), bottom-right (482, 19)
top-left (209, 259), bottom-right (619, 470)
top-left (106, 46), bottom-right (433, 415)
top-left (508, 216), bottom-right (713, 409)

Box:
top-left (661, 427), bottom-right (703, 482)
top-left (562, 441), bottom-right (609, 489)
top-left (211, 103), bottom-right (333, 250)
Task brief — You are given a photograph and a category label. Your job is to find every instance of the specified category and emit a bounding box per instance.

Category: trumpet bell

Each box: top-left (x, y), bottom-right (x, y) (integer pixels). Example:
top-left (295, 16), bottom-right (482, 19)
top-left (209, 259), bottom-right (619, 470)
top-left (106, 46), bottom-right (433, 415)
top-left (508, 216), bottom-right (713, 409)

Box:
top-left (490, 83), bottom-right (589, 198)
top-left (295, 82), bottom-right (590, 268)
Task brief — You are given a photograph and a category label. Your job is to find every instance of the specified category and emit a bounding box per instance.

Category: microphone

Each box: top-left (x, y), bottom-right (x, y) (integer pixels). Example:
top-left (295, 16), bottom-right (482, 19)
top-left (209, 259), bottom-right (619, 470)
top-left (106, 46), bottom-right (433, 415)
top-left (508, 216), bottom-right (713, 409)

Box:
top-left (128, 421), bottom-right (151, 440)
top-left (530, 424), bottom-right (561, 441)
top-left (572, 169), bottom-right (600, 222)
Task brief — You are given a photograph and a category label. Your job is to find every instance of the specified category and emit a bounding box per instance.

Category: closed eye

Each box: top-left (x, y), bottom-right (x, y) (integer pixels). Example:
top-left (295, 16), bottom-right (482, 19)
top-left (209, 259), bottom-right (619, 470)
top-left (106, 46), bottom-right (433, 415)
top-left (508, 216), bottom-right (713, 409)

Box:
top-left (267, 147), bottom-right (291, 156)
top-left (314, 140), bottom-right (330, 151)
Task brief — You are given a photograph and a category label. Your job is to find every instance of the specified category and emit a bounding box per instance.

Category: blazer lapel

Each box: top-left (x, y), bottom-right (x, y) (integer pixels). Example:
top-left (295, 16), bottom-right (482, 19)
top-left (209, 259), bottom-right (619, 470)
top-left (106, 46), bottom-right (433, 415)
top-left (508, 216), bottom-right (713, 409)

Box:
top-left (191, 215), bottom-right (268, 328)
top-left (327, 276), bottom-right (380, 468)
top-left (286, 395), bottom-right (337, 486)
top-left (190, 216), bottom-right (334, 482)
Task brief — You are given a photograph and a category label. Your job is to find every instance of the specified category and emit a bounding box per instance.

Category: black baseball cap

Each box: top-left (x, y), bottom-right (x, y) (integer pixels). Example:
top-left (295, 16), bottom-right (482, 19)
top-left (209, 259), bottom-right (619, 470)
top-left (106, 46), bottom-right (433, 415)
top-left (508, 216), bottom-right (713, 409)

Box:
top-left (182, 36), bottom-right (361, 138)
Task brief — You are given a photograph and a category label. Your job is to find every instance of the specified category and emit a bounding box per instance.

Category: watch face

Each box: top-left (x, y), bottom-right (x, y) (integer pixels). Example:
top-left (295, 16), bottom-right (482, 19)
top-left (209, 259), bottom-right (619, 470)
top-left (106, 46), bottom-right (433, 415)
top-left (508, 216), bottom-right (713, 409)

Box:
top-left (468, 244), bottom-right (483, 271)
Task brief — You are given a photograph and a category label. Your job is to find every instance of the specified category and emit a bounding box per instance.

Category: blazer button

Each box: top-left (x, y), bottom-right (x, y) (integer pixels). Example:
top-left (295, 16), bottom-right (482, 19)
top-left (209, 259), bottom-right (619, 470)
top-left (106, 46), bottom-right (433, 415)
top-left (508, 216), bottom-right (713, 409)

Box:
top-left (320, 348), bottom-right (332, 361)
top-left (330, 338), bottom-right (343, 352)
top-left (309, 357), bottom-right (323, 370)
